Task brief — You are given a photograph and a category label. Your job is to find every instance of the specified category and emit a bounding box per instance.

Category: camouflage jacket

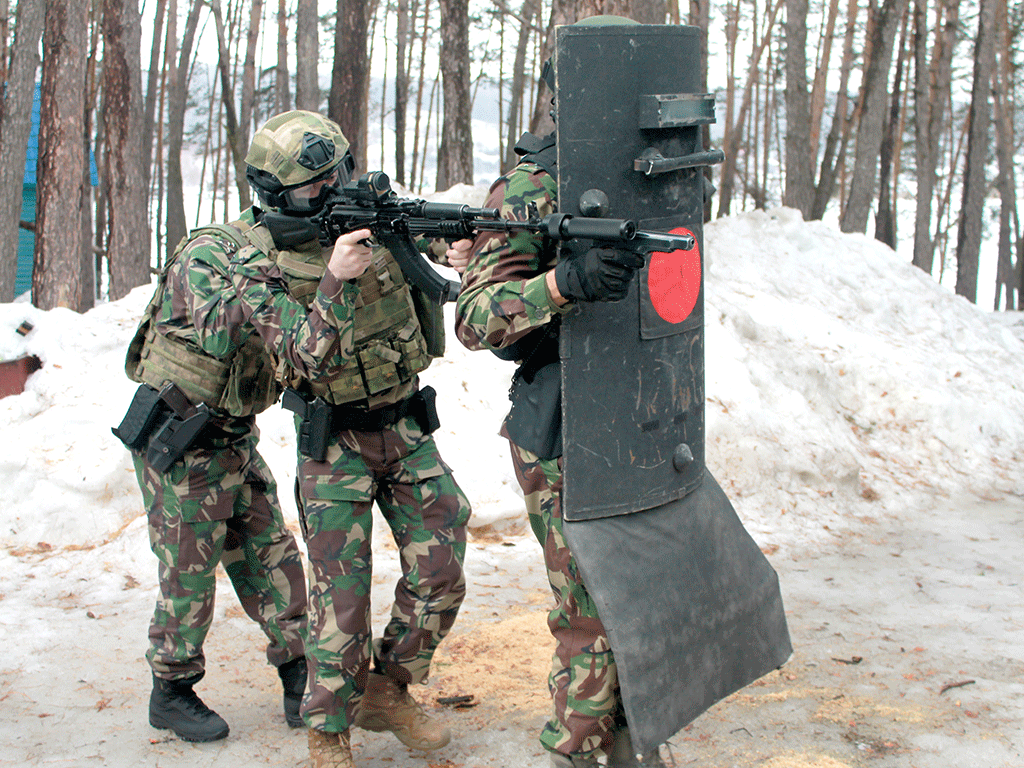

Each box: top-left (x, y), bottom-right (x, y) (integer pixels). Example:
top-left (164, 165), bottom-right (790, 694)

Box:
top-left (129, 208), bottom-right (279, 427)
top-left (454, 162), bottom-right (572, 356)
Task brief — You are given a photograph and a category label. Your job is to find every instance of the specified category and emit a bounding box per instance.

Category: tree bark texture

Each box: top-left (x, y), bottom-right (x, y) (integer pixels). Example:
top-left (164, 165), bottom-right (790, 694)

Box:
top-left (911, 0), bottom-right (957, 275)
top-left (394, 0), bottom-right (409, 184)
top-left (103, 0), bottom-right (151, 300)
top-left (717, 0), bottom-right (782, 217)
top-left (0, 0), bottom-right (43, 302)
top-left (163, 0), bottom-right (202, 265)
top-left (329, 0), bottom-right (373, 170)
top-left (295, 0), bottom-right (319, 110)
top-left (954, 0), bottom-right (996, 303)
top-left (140, 0), bottom-right (165, 193)
top-left (874, 10), bottom-right (909, 249)
top-left (992, 0), bottom-right (1017, 310)
top-left (240, 0), bottom-right (263, 142)
top-left (811, 0), bottom-right (858, 220)
top-left (276, 0), bottom-right (291, 114)
top-left (210, 0), bottom-right (250, 208)
top-left (436, 0), bottom-right (473, 189)
top-left (839, 0), bottom-right (910, 234)
top-left (35, 0), bottom-right (88, 311)
top-left (784, 0), bottom-right (813, 218)
top-left (502, 0), bottom-right (538, 172)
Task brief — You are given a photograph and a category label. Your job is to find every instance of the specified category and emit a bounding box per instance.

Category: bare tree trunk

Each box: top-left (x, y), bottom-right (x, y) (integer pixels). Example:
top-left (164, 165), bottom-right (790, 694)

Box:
top-left (992, 0), bottom-right (1017, 310)
top-left (410, 0), bottom-right (432, 191)
top-left (394, 0), bottom-right (410, 183)
top-left (718, 0), bottom-right (783, 218)
top-left (784, 0), bottom-right (813, 218)
top-left (295, 0), bottom-right (319, 110)
top-left (810, 0), bottom-right (858, 220)
top-left (164, 0), bottom-right (203, 263)
top-left (839, 0), bottom-right (911, 234)
top-left (809, 0), bottom-right (840, 154)
top-left (210, 0), bottom-right (251, 208)
top-left (276, 0), bottom-right (291, 113)
top-left (0, 0), bottom-right (43, 302)
top-left (528, 0), bottom-right (574, 137)
top-left (80, 1), bottom-right (101, 309)
top-left (0, 0), bottom-right (8, 90)
top-left (689, 0), bottom-right (712, 221)
top-left (141, 0), bottom-right (165, 197)
top-left (240, 0), bottom-right (263, 144)
top-left (103, 0), bottom-right (150, 300)
top-left (436, 0), bottom-right (473, 189)
top-left (503, 0), bottom-right (539, 171)
top-left (911, 0), bottom-right (957, 275)
top-left (35, 0), bottom-right (88, 311)
top-left (874, 7), bottom-right (909, 249)
top-left (329, 0), bottom-right (374, 169)
top-left (954, 0), bottom-right (996, 303)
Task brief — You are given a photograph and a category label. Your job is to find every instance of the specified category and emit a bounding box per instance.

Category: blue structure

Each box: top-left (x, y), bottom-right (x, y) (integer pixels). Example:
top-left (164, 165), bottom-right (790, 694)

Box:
top-left (15, 83), bottom-right (99, 300)
top-left (14, 83), bottom-right (40, 298)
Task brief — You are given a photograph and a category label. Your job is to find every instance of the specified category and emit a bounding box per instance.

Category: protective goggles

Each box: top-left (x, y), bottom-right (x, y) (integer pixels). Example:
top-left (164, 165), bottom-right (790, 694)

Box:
top-left (281, 151), bottom-right (355, 214)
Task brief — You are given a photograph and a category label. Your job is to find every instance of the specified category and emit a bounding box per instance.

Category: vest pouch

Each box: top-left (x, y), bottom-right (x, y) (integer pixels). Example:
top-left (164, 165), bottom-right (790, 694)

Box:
top-left (124, 313), bottom-right (152, 383)
top-left (359, 344), bottom-right (402, 394)
top-left (394, 320), bottom-right (431, 379)
top-left (219, 335), bottom-right (281, 416)
top-left (137, 329), bottom-right (231, 407)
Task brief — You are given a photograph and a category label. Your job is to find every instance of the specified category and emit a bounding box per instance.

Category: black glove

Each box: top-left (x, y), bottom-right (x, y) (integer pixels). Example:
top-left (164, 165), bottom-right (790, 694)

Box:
top-left (553, 248), bottom-right (645, 302)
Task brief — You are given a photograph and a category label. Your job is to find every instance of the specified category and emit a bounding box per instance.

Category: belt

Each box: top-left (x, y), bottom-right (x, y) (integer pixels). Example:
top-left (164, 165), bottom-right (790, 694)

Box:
top-left (330, 396), bottom-right (416, 433)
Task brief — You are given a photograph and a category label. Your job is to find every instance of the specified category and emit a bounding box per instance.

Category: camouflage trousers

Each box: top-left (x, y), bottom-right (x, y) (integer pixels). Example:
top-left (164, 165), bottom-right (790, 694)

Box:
top-left (135, 428), bottom-right (308, 681)
top-left (508, 439), bottom-right (619, 758)
top-left (294, 414), bottom-right (471, 732)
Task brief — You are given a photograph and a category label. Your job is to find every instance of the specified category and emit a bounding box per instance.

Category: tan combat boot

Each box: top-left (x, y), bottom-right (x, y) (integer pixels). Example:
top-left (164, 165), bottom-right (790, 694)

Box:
top-left (354, 672), bottom-right (451, 750)
top-left (308, 728), bottom-right (354, 768)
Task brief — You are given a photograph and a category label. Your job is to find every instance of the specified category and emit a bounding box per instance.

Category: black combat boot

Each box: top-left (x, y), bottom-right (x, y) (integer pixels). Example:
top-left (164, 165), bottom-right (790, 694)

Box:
top-left (278, 656), bottom-right (308, 728)
top-left (149, 674), bottom-right (230, 742)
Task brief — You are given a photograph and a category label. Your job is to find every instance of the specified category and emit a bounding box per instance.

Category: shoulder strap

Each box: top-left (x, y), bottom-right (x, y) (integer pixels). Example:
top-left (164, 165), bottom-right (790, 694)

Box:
top-left (513, 131), bottom-right (557, 178)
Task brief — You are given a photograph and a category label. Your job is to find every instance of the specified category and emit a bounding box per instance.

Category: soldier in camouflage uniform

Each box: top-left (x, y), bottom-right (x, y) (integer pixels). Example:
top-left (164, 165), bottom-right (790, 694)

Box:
top-left (228, 110), bottom-right (472, 768)
top-left (116, 210), bottom-right (309, 742)
top-left (452, 17), bottom-right (663, 768)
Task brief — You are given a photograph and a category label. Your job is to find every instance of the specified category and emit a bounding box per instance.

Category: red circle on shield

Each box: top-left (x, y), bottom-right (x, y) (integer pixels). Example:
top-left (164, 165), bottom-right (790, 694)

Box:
top-left (647, 227), bottom-right (701, 324)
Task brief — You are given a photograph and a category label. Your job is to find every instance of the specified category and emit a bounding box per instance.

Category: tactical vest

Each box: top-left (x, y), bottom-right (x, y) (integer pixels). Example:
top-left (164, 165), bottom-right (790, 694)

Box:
top-left (125, 219), bottom-right (280, 418)
top-left (241, 225), bottom-right (437, 406)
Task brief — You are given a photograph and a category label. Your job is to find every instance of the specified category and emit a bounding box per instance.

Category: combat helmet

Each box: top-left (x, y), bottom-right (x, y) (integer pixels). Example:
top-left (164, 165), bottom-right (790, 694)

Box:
top-left (245, 110), bottom-right (355, 215)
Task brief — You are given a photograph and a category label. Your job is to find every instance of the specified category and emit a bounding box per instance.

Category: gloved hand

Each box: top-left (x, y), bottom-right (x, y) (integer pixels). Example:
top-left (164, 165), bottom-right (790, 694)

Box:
top-left (553, 247), bottom-right (645, 302)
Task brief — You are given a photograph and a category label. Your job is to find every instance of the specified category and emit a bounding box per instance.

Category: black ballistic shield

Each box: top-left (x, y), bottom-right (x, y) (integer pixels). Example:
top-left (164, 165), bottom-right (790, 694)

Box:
top-left (555, 24), bottom-right (714, 519)
top-left (553, 23), bottom-right (791, 753)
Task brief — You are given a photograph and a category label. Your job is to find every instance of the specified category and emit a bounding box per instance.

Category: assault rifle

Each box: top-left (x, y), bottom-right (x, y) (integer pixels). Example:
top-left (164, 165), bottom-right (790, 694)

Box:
top-left (263, 171), bottom-right (497, 304)
top-left (262, 171), bottom-right (695, 305)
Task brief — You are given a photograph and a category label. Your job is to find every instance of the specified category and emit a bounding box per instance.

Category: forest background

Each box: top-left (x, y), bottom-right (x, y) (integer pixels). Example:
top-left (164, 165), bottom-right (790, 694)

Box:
top-left (0, 0), bottom-right (1018, 317)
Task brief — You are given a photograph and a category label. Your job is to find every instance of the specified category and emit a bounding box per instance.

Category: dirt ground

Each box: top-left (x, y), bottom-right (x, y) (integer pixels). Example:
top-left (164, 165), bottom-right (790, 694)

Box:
top-left (1, 492), bottom-right (1021, 768)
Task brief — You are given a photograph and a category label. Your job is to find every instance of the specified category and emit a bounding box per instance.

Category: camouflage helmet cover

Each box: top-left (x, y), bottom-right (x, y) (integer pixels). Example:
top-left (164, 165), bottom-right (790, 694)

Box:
top-left (245, 110), bottom-right (351, 211)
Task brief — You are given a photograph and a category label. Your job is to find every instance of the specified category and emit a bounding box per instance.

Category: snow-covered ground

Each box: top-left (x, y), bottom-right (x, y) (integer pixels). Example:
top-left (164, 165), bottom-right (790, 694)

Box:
top-left (1, 202), bottom-right (1022, 767)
